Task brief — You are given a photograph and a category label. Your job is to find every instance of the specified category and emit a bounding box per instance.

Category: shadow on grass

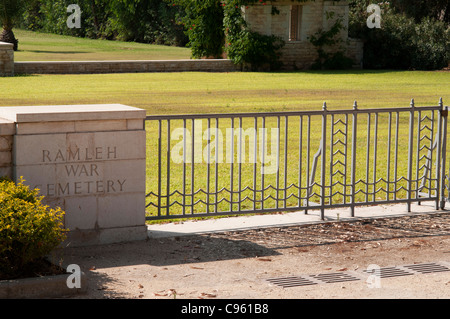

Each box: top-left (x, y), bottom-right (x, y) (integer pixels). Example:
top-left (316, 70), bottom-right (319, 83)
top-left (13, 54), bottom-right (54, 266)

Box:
top-left (299, 69), bottom-right (407, 75)
top-left (257, 69), bottom-right (408, 76)
top-left (21, 50), bottom-right (90, 55)
top-left (12, 73), bottom-right (41, 77)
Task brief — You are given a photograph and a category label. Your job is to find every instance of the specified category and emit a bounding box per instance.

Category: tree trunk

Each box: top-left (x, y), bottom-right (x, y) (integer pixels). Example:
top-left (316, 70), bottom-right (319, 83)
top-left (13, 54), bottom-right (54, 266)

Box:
top-left (91, 0), bottom-right (100, 34)
top-left (0, 28), bottom-right (19, 51)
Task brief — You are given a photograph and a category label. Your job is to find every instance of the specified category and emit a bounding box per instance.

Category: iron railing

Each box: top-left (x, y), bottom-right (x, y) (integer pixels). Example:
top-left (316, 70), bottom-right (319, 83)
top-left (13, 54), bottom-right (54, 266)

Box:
top-left (145, 99), bottom-right (448, 221)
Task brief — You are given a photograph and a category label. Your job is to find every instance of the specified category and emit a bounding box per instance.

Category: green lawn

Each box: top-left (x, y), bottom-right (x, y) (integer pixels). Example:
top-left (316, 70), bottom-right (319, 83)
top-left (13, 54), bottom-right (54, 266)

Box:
top-left (13, 29), bottom-right (191, 61)
top-left (1, 70), bottom-right (448, 113)
top-left (1, 69), bottom-right (449, 221)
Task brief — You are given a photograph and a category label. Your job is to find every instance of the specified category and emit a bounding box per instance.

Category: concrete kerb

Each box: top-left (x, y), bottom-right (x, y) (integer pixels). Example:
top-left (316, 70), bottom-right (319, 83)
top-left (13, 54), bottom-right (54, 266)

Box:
top-left (147, 202), bottom-right (449, 239)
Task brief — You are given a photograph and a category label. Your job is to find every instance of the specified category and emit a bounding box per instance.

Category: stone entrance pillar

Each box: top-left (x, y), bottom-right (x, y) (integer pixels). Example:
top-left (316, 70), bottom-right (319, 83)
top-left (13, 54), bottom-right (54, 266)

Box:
top-left (0, 104), bottom-right (148, 246)
top-left (0, 41), bottom-right (14, 76)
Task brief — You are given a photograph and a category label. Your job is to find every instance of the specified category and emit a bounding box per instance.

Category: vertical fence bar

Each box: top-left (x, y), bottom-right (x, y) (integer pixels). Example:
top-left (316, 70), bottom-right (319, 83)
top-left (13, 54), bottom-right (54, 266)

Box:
top-left (183, 119), bottom-right (187, 216)
top-left (350, 101), bottom-right (358, 217)
top-left (284, 116), bottom-right (288, 208)
top-left (416, 110), bottom-right (421, 203)
top-left (394, 112), bottom-right (400, 201)
top-left (166, 120), bottom-right (171, 217)
top-left (253, 117), bottom-right (258, 211)
top-left (320, 102), bottom-right (327, 220)
top-left (447, 104), bottom-right (450, 209)
top-left (440, 101), bottom-right (448, 209)
top-left (276, 116), bottom-right (281, 209)
top-left (386, 112), bottom-right (392, 201)
top-left (157, 120), bottom-right (162, 218)
top-left (365, 113), bottom-right (371, 203)
top-left (373, 113), bottom-right (378, 202)
top-left (230, 118), bottom-right (234, 212)
top-left (329, 114), bottom-right (334, 206)
top-left (435, 105), bottom-right (443, 210)
top-left (238, 117), bottom-right (243, 212)
top-left (344, 114), bottom-right (349, 205)
top-left (430, 111), bottom-right (435, 199)
top-left (215, 118), bottom-right (219, 213)
top-left (305, 115), bottom-right (311, 214)
top-left (298, 116), bottom-right (303, 208)
top-left (261, 116), bottom-right (266, 210)
top-left (207, 118), bottom-right (211, 214)
top-left (407, 99), bottom-right (415, 212)
top-left (191, 119), bottom-right (195, 215)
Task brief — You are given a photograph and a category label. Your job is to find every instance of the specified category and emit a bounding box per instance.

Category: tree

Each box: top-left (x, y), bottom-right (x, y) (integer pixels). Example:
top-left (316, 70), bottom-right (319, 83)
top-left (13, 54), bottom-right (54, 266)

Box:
top-left (0, 0), bottom-right (29, 50)
top-left (171, 0), bottom-right (225, 58)
top-left (21, 0), bottom-right (187, 45)
top-left (110, 0), bottom-right (187, 46)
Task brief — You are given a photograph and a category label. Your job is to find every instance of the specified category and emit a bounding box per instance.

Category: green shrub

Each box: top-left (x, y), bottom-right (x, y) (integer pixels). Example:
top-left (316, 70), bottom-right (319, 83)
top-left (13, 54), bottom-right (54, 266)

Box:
top-left (172, 0), bottom-right (225, 59)
top-left (109, 0), bottom-right (188, 46)
top-left (349, 1), bottom-right (449, 70)
top-left (362, 9), bottom-right (417, 69)
top-left (309, 12), bottom-right (354, 70)
top-left (0, 177), bottom-right (67, 279)
top-left (226, 30), bottom-right (285, 71)
top-left (20, 0), bottom-right (188, 45)
top-left (411, 17), bottom-right (450, 70)
top-left (223, 1), bottom-right (285, 71)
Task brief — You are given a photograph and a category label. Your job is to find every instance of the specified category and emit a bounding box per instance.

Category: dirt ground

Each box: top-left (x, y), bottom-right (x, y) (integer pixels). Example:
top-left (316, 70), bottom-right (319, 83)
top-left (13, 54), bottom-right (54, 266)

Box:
top-left (61, 212), bottom-right (450, 299)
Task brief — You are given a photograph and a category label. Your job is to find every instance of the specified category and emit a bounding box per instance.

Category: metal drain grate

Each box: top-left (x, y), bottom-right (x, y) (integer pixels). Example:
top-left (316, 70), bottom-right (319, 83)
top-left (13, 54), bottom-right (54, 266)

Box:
top-left (267, 262), bottom-right (450, 289)
top-left (363, 266), bottom-right (414, 278)
top-left (403, 262), bottom-right (450, 274)
top-left (267, 276), bottom-right (317, 288)
top-left (310, 272), bottom-right (361, 284)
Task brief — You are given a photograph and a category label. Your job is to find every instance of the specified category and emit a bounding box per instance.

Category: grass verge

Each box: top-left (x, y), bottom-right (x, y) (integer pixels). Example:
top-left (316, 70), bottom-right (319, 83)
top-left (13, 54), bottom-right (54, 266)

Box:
top-left (13, 29), bottom-right (191, 62)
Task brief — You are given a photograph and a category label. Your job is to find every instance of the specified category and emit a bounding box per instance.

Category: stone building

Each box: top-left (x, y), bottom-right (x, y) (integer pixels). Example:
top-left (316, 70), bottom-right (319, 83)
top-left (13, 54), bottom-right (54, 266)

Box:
top-left (242, 0), bottom-right (363, 70)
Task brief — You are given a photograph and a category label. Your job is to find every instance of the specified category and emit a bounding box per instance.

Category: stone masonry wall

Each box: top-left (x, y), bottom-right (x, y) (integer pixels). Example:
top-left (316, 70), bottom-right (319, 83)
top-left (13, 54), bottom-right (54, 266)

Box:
top-left (0, 104), bottom-right (148, 246)
top-left (0, 42), bottom-right (14, 76)
top-left (14, 59), bottom-right (241, 75)
top-left (0, 118), bottom-right (15, 179)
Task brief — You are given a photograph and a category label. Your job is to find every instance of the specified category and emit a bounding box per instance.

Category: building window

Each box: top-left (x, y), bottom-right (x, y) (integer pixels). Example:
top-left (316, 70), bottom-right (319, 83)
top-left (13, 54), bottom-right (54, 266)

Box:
top-left (289, 5), bottom-right (302, 41)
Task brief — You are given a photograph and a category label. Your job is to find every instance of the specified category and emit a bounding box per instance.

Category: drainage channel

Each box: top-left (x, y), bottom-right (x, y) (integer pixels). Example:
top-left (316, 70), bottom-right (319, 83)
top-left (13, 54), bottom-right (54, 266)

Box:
top-left (266, 262), bottom-right (450, 289)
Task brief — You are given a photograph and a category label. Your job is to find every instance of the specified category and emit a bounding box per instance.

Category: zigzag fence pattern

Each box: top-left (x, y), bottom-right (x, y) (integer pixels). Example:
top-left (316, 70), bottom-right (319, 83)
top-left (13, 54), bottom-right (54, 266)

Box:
top-left (145, 99), bottom-right (448, 221)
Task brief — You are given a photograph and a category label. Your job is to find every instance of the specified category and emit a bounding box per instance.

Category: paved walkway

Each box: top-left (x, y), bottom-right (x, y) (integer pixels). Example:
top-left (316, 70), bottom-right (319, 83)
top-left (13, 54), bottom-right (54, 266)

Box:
top-left (61, 201), bottom-right (449, 299)
top-left (147, 202), bottom-right (445, 238)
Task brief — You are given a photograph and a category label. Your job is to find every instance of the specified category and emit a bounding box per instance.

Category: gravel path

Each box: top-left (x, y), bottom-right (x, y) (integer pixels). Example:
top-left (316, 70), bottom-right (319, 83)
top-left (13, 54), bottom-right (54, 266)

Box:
top-left (62, 212), bottom-right (450, 300)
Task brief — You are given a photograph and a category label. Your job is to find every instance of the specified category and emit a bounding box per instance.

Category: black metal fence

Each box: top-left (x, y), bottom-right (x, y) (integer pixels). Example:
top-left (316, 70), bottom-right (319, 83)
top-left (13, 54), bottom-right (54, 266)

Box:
top-left (145, 99), bottom-right (448, 221)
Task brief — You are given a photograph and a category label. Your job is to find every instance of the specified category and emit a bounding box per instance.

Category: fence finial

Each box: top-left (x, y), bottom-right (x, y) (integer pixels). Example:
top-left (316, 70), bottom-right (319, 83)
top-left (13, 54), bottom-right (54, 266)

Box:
top-left (410, 98), bottom-right (415, 107)
top-left (439, 97), bottom-right (443, 107)
top-left (353, 101), bottom-right (358, 110)
top-left (323, 102), bottom-right (327, 110)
